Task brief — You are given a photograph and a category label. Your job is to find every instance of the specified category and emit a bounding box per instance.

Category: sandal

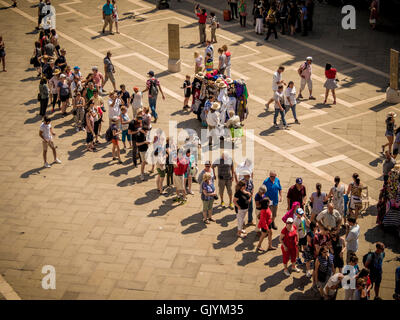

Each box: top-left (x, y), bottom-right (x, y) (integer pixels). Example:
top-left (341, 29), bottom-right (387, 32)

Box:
top-left (208, 217), bottom-right (216, 222)
top-left (203, 219), bottom-right (210, 224)
top-left (267, 246), bottom-right (277, 251)
top-left (256, 247), bottom-right (266, 253)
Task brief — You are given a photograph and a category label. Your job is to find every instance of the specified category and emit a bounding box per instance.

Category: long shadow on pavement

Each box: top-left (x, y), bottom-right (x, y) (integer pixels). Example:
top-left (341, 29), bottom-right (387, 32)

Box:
top-left (20, 166), bottom-right (46, 179)
top-left (364, 224), bottom-right (400, 254)
top-left (260, 269), bottom-right (287, 292)
top-left (213, 227), bottom-right (238, 249)
top-left (289, 286), bottom-right (320, 300)
top-left (148, 197), bottom-right (177, 217)
top-left (285, 274), bottom-right (312, 292)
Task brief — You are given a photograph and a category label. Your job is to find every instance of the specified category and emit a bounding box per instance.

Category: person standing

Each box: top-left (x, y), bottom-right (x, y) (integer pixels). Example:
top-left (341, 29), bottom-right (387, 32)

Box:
top-left (293, 208), bottom-right (310, 265)
top-left (222, 45), bottom-right (232, 78)
top-left (130, 87), bottom-right (143, 118)
top-left (112, 0), bottom-right (120, 34)
top-left (309, 183), bottom-right (328, 222)
top-left (306, 0), bottom-right (314, 32)
top-left (39, 77), bottom-right (49, 117)
top-left (369, 0), bottom-right (378, 30)
top-left (212, 152), bottom-right (238, 209)
top-left (194, 51), bottom-right (203, 74)
top-left (107, 91), bottom-right (121, 127)
top-left (316, 203), bottom-right (342, 232)
top-left (254, 185), bottom-right (267, 235)
top-left (228, 0), bottom-right (239, 20)
top-left (128, 110), bottom-right (143, 168)
top-left (173, 149), bottom-right (189, 203)
top-left (110, 116), bottom-right (122, 163)
top-left (280, 217), bottom-right (300, 276)
top-left (201, 172), bottom-right (217, 224)
top-left (256, 198), bottom-right (277, 252)
top-left (284, 81), bottom-right (299, 124)
top-left (39, 116), bottom-right (61, 168)
top-left (194, 5), bottom-right (207, 46)
top-left (73, 90), bottom-right (85, 131)
top-left (383, 151), bottom-right (396, 180)
top-left (315, 245), bottom-right (334, 297)
top-left (263, 170), bottom-right (282, 230)
top-left (120, 106), bottom-right (131, 149)
top-left (36, 0), bottom-right (45, 30)
top-left (238, 0), bottom-right (247, 27)
top-left (85, 102), bottom-right (96, 152)
top-left (136, 126), bottom-right (150, 181)
top-left (57, 74), bottom-right (70, 116)
top-left (142, 70), bottom-right (165, 124)
top-left (255, 5), bottom-right (264, 34)
top-left (0, 36), bottom-right (6, 72)
top-left (103, 51), bottom-right (116, 92)
top-left (345, 217), bottom-right (360, 265)
top-left (346, 173), bottom-right (363, 220)
top-left (330, 231), bottom-right (346, 273)
top-left (243, 171), bottom-right (255, 226)
top-left (297, 56), bottom-right (315, 100)
top-left (364, 242), bottom-right (385, 300)
top-left (49, 69), bottom-right (61, 113)
top-left (233, 180), bottom-right (251, 238)
top-left (382, 112), bottom-right (396, 154)
top-left (273, 85), bottom-right (288, 129)
top-left (265, 66), bottom-right (286, 109)
top-left (328, 176), bottom-right (345, 223)
top-left (209, 12), bottom-right (218, 43)
top-left (92, 90), bottom-right (104, 143)
top-left (323, 64), bottom-right (338, 105)
top-left (91, 66), bottom-right (105, 93)
top-left (102, 0), bottom-right (114, 35)
top-left (182, 75), bottom-right (192, 110)
top-left (288, 1), bottom-right (297, 36)
top-left (204, 40), bottom-right (214, 60)
top-left (265, 4), bottom-right (278, 41)
top-left (300, 1), bottom-right (308, 36)
top-left (287, 177), bottom-right (307, 210)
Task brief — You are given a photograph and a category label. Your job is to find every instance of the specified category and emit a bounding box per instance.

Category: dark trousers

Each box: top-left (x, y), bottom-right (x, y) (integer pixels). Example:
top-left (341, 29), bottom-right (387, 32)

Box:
top-left (239, 15), bottom-right (246, 27)
top-left (302, 19), bottom-right (308, 36)
top-left (265, 23), bottom-right (278, 40)
top-left (308, 17), bottom-right (313, 31)
top-left (248, 197), bottom-right (253, 223)
top-left (166, 164), bottom-right (174, 186)
top-left (40, 97), bottom-right (48, 116)
top-left (132, 141), bottom-right (138, 166)
top-left (52, 93), bottom-right (60, 110)
top-left (230, 3), bottom-right (238, 18)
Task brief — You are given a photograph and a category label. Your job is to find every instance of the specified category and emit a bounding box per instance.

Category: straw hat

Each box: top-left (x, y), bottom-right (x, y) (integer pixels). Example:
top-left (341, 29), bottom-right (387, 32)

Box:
top-left (195, 72), bottom-right (204, 80)
top-left (215, 78), bottom-right (223, 83)
top-left (53, 69), bottom-right (61, 75)
top-left (225, 78), bottom-right (233, 85)
top-left (217, 82), bottom-right (227, 89)
top-left (387, 112), bottom-right (397, 118)
top-left (211, 102), bottom-right (220, 111)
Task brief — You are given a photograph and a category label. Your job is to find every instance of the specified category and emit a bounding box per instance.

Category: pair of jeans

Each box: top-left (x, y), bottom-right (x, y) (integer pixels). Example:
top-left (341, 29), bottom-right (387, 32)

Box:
top-left (52, 93), bottom-right (60, 110)
top-left (285, 104), bottom-right (297, 121)
top-left (166, 164), bottom-right (174, 186)
top-left (274, 108), bottom-right (287, 126)
top-left (148, 97), bottom-right (158, 119)
top-left (248, 197), bottom-right (253, 223)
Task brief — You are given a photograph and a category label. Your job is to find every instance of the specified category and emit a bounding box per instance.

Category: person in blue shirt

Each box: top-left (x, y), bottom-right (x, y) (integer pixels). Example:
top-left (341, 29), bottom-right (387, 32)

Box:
top-left (263, 170), bottom-right (282, 230)
top-left (102, 0), bottom-right (114, 34)
top-left (365, 242), bottom-right (385, 300)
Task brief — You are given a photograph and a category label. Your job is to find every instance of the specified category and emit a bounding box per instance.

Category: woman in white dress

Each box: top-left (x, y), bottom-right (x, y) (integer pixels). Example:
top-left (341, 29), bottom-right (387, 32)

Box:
top-left (328, 176), bottom-right (345, 222)
top-left (112, 0), bottom-right (120, 34)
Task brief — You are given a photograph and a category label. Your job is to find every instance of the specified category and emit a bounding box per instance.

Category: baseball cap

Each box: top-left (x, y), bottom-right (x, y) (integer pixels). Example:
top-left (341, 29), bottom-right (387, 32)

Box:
top-left (296, 208), bottom-right (304, 215)
top-left (205, 160), bottom-right (211, 166)
top-left (306, 56), bottom-right (313, 61)
top-left (147, 70), bottom-right (155, 76)
top-left (286, 217), bottom-right (294, 224)
top-left (73, 66), bottom-right (80, 70)
top-left (296, 177), bottom-right (303, 184)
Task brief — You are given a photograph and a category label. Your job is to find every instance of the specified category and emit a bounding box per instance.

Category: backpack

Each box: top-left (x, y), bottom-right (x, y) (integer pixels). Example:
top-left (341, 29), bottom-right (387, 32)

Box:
top-left (149, 79), bottom-right (158, 97)
top-left (105, 126), bottom-right (113, 142)
top-left (362, 252), bottom-right (374, 268)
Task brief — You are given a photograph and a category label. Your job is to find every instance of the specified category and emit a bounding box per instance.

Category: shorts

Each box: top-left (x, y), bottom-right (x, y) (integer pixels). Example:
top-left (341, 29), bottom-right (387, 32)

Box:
top-left (300, 77), bottom-right (313, 91)
top-left (42, 140), bottom-right (55, 151)
top-left (105, 71), bottom-right (115, 84)
top-left (60, 94), bottom-right (69, 102)
top-left (298, 236), bottom-right (307, 247)
top-left (157, 168), bottom-right (166, 178)
top-left (86, 132), bottom-right (93, 143)
top-left (303, 246), bottom-right (314, 262)
top-left (121, 129), bottom-right (131, 142)
top-left (369, 19), bottom-right (376, 24)
top-left (370, 272), bottom-right (382, 286)
top-left (139, 151), bottom-right (147, 162)
top-left (385, 131), bottom-right (394, 137)
top-left (184, 93), bottom-right (191, 98)
top-left (203, 199), bottom-right (214, 211)
top-left (174, 174), bottom-right (185, 191)
top-left (261, 225), bottom-right (271, 233)
top-left (269, 204), bottom-right (278, 219)
top-left (218, 179), bottom-right (232, 194)
top-left (333, 256), bottom-right (344, 269)
top-left (111, 138), bottom-right (119, 146)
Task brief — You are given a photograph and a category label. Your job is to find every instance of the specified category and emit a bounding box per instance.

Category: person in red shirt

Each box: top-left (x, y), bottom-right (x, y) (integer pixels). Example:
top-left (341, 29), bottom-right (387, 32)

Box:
top-left (173, 149), bottom-right (189, 203)
top-left (323, 63), bottom-right (338, 105)
top-left (280, 217), bottom-right (301, 276)
top-left (256, 198), bottom-right (277, 252)
top-left (194, 5), bottom-right (207, 46)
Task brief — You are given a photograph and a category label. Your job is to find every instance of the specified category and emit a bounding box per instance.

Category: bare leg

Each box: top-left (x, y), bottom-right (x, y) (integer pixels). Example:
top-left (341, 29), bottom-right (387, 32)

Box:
top-left (332, 89), bottom-right (336, 104)
top-left (257, 232), bottom-right (267, 249)
top-left (324, 88), bottom-right (329, 103)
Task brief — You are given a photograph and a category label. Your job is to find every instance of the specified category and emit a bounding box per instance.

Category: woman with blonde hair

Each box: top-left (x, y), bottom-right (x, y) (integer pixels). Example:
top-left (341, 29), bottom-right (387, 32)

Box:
top-left (201, 172), bottom-right (217, 224)
top-left (194, 51), bottom-right (203, 74)
top-left (112, 0), bottom-right (120, 34)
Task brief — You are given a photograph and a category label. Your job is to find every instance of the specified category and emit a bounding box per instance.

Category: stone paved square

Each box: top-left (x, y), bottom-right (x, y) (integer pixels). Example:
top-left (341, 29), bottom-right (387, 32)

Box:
top-left (0, 0), bottom-right (399, 300)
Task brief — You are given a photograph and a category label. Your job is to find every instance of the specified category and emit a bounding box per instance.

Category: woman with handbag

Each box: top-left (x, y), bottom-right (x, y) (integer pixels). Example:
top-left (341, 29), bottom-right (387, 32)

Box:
top-left (39, 77), bottom-right (49, 117)
top-left (323, 64), bottom-right (338, 105)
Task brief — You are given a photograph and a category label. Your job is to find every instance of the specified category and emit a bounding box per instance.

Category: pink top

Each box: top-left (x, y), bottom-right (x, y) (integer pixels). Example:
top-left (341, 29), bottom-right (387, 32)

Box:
top-left (300, 62), bottom-right (312, 79)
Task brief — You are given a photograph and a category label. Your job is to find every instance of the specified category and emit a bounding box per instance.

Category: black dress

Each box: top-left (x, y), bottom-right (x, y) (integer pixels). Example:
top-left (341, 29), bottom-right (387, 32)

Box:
top-left (331, 237), bottom-right (344, 269)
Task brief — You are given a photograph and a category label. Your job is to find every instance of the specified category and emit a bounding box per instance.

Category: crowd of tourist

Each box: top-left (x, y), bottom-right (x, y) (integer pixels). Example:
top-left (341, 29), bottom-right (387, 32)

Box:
top-left (21, 0), bottom-right (398, 300)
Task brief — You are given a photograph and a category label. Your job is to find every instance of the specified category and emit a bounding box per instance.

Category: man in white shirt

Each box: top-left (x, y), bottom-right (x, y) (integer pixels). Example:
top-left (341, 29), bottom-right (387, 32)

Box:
top-left (316, 203), bottom-right (342, 231)
top-left (39, 116), bottom-right (61, 168)
top-left (236, 158), bottom-right (253, 181)
top-left (345, 217), bottom-right (360, 264)
top-left (323, 273), bottom-right (344, 300)
top-left (265, 66), bottom-right (286, 109)
top-left (207, 102), bottom-right (220, 146)
top-left (108, 91), bottom-right (121, 127)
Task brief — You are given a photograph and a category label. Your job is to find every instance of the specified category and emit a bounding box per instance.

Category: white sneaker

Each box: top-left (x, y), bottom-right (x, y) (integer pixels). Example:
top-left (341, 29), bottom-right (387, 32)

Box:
top-left (188, 190), bottom-right (194, 195)
top-left (54, 158), bottom-right (62, 164)
top-left (140, 174), bottom-right (145, 181)
top-left (293, 267), bottom-right (301, 273)
top-left (284, 269), bottom-right (290, 277)
top-left (44, 162), bottom-right (51, 168)
top-left (306, 270), bottom-right (312, 278)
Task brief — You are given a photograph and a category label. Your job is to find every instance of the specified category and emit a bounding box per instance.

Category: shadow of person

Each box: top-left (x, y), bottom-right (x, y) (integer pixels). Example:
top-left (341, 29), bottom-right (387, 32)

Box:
top-left (369, 156), bottom-right (384, 167)
top-left (260, 126), bottom-right (278, 137)
top-left (264, 254), bottom-right (282, 268)
top-left (68, 145), bottom-right (87, 161)
top-left (364, 225), bottom-right (400, 254)
top-left (117, 175), bottom-right (141, 187)
top-left (20, 166), bottom-right (46, 178)
top-left (24, 98), bottom-right (39, 106)
top-left (109, 164), bottom-right (132, 177)
top-left (135, 189), bottom-right (159, 205)
top-left (213, 227), bottom-right (238, 249)
top-left (54, 118), bottom-right (74, 128)
top-left (235, 231), bottom-right (257, 252)
top-left (260, 269), bottom-right (287, 292)
top-left (284, 274), bottom-right (312, 292)
top-left (288, 286), bottom-right (320, 300)
top-left (216, 212), bottom-right (236, 227)
top-left (237, 251), bottom-right (259, 266)
top-left (148, 198), bottom-right (177, 217)
top-left (20, 76), bottom-right (40, 82)
top-left (59, 128), bottom-right (77, 139)
top-left (92, 160), bottom-right (112, 170)
top-left (24, 114), bottom-right (43, 124)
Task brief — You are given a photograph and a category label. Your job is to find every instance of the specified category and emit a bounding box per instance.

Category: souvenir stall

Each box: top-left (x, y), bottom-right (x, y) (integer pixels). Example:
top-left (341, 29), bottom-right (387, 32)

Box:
top-left (381, 165), bottom-right (400, 236)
